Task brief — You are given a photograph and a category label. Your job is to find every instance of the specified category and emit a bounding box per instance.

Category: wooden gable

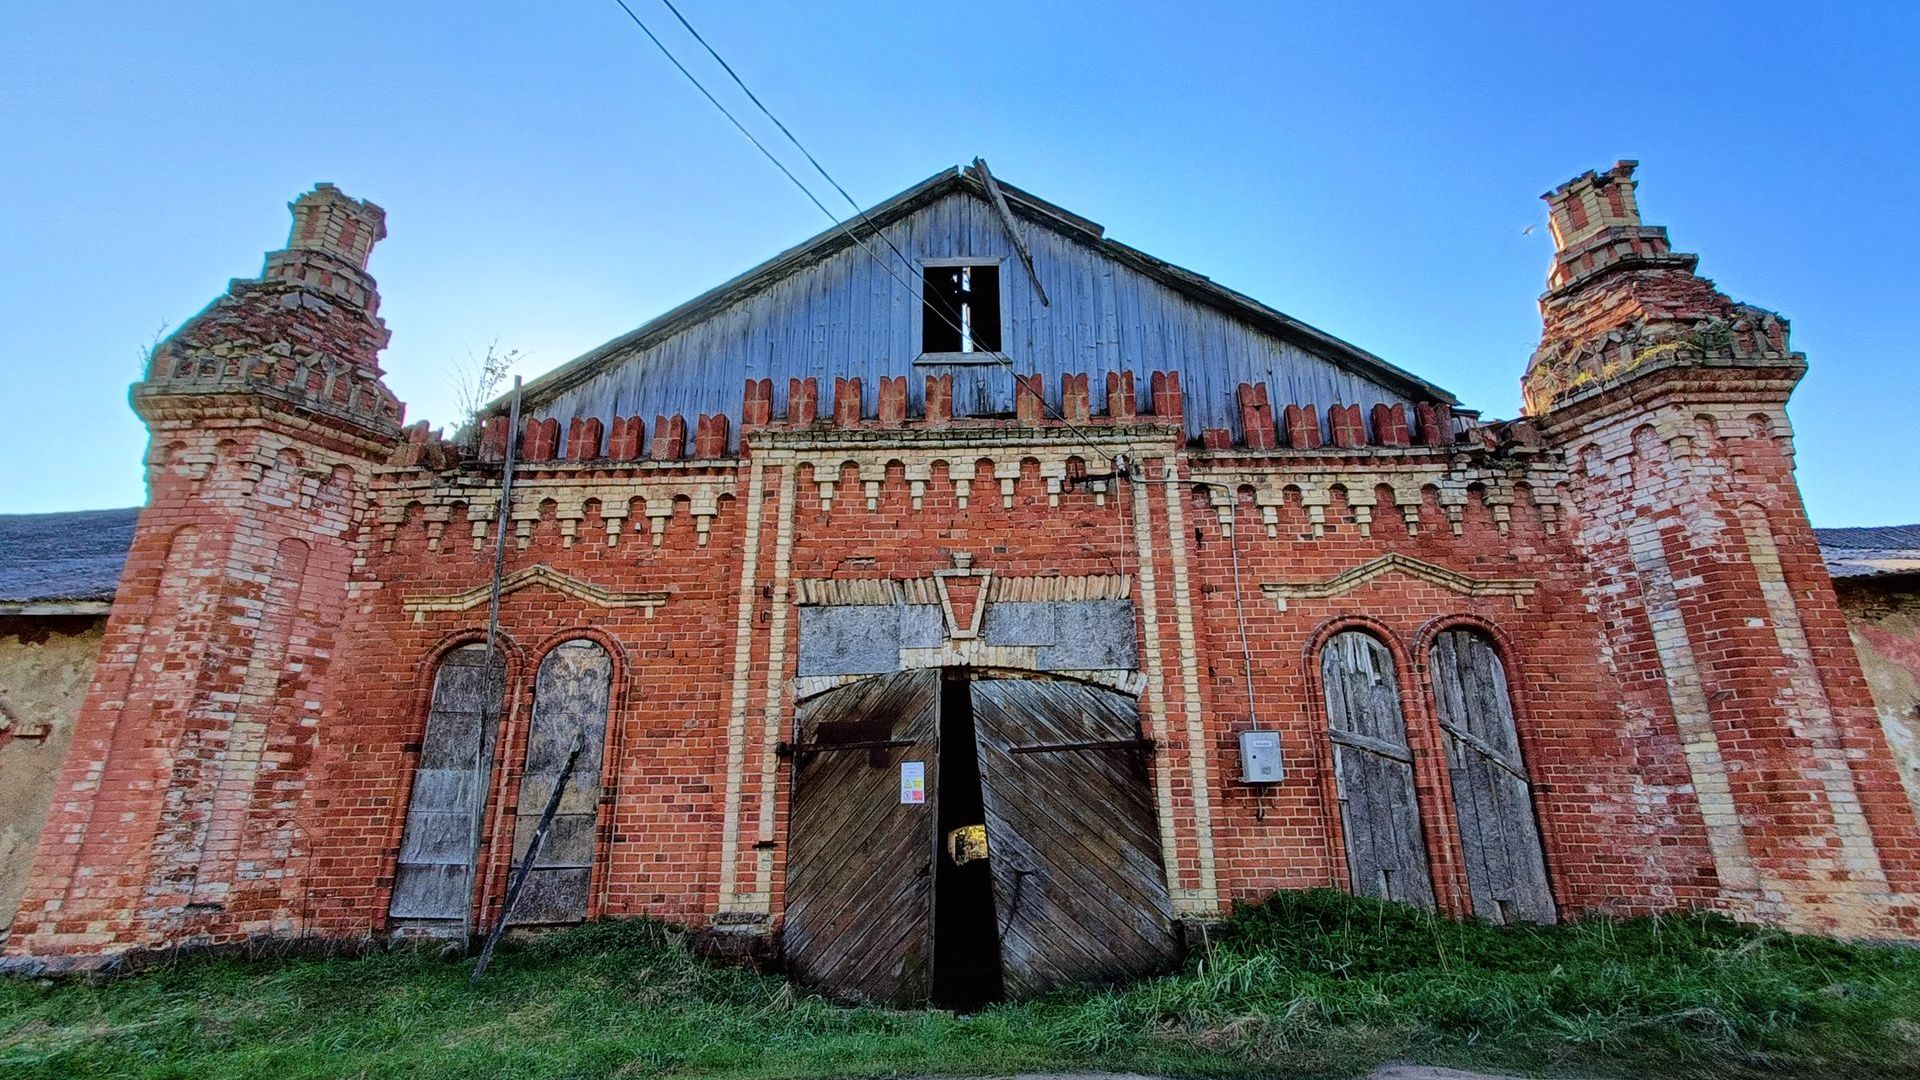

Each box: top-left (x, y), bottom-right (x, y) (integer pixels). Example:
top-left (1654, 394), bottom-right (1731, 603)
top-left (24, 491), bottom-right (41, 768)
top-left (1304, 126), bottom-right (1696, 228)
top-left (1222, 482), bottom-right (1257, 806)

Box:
top-left (516, 166), bottom-right (1453, 453)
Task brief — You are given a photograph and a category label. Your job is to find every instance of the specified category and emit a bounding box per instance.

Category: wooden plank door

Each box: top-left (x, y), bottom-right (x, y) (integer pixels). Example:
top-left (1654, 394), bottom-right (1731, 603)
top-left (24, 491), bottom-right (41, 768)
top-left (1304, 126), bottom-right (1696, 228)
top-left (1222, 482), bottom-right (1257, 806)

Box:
top-left (1321, 631), bottom-right (1436, 910)
top-left (784, 668), bottom-right (941, 1005)
top-left (390, 644), bottom-right (497, 922)
top-left (1430, 629), bottom-right (1556, 924)
top-left (507, 639), bottom-right (613, 925)
top-left (970, 677), bottom-right (1178, 998)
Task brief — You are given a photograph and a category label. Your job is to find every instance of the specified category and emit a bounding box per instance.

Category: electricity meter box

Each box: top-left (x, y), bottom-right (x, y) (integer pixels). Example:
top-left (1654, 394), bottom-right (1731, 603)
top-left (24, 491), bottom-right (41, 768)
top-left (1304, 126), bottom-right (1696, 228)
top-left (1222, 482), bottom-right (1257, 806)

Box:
top-left (1239, 729), bottom-right (1283, 784)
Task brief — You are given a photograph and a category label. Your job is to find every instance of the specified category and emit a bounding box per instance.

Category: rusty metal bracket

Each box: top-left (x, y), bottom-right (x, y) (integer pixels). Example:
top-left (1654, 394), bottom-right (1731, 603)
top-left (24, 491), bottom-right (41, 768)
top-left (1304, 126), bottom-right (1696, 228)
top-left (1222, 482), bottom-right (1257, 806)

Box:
top-left (777, 738), bottom-right (914, 759)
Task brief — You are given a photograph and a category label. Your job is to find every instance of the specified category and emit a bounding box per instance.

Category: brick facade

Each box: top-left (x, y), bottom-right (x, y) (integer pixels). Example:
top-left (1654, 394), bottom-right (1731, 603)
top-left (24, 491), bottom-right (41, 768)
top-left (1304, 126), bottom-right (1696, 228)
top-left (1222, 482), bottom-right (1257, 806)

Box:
top-left (8, 165), bottom-right (1919, 969)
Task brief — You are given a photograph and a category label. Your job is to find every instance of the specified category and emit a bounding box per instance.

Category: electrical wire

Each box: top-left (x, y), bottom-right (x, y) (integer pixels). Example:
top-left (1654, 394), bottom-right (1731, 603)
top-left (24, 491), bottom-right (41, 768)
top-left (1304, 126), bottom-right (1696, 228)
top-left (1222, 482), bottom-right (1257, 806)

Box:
top-left (615, 0), bottom-right (1117, 460)
top-left (608, 0), bottom-right (1268, 732)
top-left (655, 0), bottom-right (921, 276)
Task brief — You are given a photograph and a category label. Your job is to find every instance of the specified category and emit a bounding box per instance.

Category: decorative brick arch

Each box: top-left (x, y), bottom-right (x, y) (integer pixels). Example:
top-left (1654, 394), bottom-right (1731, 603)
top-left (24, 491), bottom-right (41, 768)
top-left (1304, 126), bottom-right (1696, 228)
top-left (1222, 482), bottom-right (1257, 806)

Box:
top-left (378, 630), bottom-right (527, 928)
top-left (483, 630), bottom-right (629, 926)
top-left (1412, 614), bottom-right (1567, 920)
top-left (1299, 615), bottom-right (1461, 909)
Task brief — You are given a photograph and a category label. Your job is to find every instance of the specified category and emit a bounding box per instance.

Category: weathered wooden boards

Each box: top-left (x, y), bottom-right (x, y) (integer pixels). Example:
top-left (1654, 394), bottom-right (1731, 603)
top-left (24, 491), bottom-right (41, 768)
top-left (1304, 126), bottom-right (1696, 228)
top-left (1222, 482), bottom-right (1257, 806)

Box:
top-left (508, 640), bottom-right (613, 925)
top-left (1321, 631), bottom-right (1436, 909)
top-left (1430, 630), bottom-right (1556, 924)
top-left (783, 670), bottom-right (1177, 1004)
top-left (526, 187), bottom-right (1424, 450)
top-left (971, 678), bottom-right (1178, 998)
top-left (783, 669), bottom-right (941, 1005)
top-left (389, 645), bottom-right (497, 921)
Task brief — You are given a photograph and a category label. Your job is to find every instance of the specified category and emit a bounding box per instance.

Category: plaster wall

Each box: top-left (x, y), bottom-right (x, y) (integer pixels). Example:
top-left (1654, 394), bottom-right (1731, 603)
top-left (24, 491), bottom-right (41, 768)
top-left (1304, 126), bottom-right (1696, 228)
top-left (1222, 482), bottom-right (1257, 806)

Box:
top-left (1835, 576), bottom-right (1920, 827)
top-left (0, 616), bottom-right (104, 939)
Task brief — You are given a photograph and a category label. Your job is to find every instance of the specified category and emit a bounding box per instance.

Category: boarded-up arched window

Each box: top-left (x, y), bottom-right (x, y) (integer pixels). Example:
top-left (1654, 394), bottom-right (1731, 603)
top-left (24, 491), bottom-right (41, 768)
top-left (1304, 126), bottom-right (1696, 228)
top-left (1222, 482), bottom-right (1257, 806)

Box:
top-left (508, 639), bottom-right (613, 925)
top-left (390, 644), bottom-right (498, 922)
top-left (1430, 629), bottom-right (1555, 924)
top-left (1320, 630), bottom-right (1435, 909)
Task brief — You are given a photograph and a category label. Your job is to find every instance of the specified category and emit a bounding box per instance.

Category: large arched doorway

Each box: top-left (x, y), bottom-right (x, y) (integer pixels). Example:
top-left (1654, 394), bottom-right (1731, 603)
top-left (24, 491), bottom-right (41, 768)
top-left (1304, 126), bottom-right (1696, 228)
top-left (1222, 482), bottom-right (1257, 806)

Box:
top-left (782, 669), bottom-right (1177, 1007)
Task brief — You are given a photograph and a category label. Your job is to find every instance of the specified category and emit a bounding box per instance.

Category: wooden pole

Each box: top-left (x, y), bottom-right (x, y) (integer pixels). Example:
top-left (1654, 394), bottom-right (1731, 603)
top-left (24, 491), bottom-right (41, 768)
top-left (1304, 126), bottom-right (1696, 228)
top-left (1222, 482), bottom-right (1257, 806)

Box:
top-left (471, 733), bottom-right (584, 982)
top-left (972, 158), bottom-right (1050, 307)
top-left (465, 376), bottom-right (522, 947)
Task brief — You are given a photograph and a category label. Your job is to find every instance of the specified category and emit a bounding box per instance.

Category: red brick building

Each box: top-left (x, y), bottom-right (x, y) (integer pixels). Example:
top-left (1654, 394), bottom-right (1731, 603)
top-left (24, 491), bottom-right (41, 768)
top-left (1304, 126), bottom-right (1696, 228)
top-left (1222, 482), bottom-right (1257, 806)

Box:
top-left (6, 162), bottom-right (1917, 999)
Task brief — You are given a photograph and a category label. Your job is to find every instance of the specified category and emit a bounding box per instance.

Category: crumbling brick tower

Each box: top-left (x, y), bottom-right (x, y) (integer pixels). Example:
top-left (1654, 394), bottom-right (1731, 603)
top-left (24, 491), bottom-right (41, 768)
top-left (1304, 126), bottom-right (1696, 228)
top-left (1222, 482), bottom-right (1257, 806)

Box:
top-left (7, 186), bottom-right (405, 955)
top-left (1529, 162), bottom-right (1920, 934)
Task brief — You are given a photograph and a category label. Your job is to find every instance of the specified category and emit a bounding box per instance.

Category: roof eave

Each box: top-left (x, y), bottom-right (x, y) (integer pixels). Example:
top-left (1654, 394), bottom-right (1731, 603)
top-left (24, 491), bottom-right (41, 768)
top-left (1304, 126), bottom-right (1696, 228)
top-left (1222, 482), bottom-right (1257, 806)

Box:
top-left (505, 164), bottom-right (1458, 413)
top-left (0, 600), bottom-right (113, 616)
top-left (500, 166), bottom-right (966, 412)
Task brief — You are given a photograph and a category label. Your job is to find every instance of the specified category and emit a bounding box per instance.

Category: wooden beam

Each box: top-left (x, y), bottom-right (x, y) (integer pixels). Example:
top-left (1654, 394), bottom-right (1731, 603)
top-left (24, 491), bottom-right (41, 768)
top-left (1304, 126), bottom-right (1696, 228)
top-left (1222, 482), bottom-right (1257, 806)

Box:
top-left (971, 158), bottom-right (1050, 307)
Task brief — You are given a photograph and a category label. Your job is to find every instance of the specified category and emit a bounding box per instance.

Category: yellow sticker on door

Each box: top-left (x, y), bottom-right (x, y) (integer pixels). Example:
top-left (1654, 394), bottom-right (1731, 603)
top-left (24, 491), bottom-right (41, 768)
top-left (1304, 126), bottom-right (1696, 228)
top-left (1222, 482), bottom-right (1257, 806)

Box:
top-left (900, 760), bottom-right (926, 804)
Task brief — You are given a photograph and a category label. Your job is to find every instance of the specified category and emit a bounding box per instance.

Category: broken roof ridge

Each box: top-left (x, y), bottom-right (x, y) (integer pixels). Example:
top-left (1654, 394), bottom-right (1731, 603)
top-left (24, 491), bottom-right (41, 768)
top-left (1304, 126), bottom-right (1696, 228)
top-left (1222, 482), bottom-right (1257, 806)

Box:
top-left (500, 163), bottom-right (1455, 412)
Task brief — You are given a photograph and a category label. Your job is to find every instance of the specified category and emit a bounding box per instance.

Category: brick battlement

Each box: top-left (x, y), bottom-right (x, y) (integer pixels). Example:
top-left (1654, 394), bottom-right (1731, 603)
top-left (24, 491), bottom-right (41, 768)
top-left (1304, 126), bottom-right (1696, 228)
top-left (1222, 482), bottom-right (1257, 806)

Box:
top-left (740, 371), bottom-right (1188, 431)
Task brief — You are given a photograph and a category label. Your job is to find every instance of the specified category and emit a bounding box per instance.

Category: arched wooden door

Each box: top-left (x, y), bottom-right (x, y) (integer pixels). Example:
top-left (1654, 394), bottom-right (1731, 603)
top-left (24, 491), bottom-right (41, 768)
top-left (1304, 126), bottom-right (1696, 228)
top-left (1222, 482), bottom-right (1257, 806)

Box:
top-left (1430, 629), bottom-right (1555, 924)
top-left (783, 669), bottom-right (941, 1005)
top-left (507, 639), bottom-right (613, 925)
top-left (1321, 631), bottom-right (1435, 909)
top-left (390, 644), bottom-right (497, 924)
top-left (970, 677), bottom-right (1178, 997)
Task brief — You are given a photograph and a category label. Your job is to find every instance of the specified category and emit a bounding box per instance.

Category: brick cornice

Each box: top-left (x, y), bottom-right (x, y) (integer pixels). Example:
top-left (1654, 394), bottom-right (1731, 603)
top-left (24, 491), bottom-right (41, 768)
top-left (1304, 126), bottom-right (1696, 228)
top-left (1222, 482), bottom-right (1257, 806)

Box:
top-left (745, 421), bottom-right (1181, 456)
top-left (1532, 357), bottom-right (1805, 440)
top-left (132, 382), bottom-right (402, 460)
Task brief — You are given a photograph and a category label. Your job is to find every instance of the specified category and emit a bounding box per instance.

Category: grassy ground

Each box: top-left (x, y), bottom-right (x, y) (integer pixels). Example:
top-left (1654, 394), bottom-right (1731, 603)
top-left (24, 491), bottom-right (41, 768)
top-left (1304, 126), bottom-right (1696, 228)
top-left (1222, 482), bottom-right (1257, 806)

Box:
top-left (3, 890), bottom-right (1918, 1079)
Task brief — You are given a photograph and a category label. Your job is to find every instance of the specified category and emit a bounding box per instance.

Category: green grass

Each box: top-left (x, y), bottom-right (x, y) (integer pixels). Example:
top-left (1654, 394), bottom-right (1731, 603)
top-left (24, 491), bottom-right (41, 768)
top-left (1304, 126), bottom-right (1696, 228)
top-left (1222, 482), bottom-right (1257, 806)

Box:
top-left (4, 890), bottom-right (1918, 1079)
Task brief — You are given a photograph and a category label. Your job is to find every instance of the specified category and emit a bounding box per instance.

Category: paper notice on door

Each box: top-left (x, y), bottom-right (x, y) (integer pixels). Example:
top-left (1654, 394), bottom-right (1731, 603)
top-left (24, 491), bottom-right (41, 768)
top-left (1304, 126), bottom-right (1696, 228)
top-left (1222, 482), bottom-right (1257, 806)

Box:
top-left (900, 760), bottom-right (926, 805)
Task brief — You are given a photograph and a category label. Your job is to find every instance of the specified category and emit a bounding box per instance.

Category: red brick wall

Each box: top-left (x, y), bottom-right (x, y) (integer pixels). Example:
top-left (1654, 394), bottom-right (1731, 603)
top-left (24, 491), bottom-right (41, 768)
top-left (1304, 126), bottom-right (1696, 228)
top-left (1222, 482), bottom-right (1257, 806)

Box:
top-left (13, 370), bottom-right (1920, 969)
top-left (1536, 378), bottom-right (1920, 935)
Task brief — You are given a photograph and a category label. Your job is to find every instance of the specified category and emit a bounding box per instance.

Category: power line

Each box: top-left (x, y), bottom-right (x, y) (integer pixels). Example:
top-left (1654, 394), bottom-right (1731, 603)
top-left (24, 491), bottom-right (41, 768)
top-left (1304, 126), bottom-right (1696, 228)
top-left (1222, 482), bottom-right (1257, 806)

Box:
top-left (612, 0), bottom-right (1118, 462)
top-left (609, 0), bottom-right (1270, 730)
top-left (609, 0), bottom-right (847, 238)
top-left (655, 0), bottom-right (879, 243)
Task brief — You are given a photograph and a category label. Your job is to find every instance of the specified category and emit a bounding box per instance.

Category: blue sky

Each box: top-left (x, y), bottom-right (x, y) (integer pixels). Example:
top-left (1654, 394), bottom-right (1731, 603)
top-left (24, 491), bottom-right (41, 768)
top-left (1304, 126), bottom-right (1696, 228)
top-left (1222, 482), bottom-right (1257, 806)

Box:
top-left (3, 2), bottom-right (1916, 523)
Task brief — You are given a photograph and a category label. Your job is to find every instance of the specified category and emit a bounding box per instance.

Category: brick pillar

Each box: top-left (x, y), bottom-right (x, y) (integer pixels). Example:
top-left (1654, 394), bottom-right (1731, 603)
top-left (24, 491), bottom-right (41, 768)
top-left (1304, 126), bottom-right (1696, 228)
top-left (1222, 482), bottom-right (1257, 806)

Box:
top-left (1534, 162), bottom-right (1920, 937)
top-left (1015, 373), bottom-right (1045, 425)
top-left (1106, 371), bottom-right (1137, 421)
top-left (5, 185), bottom-right (405, 965)
top-left (924, 374), bottom-right (953, 424)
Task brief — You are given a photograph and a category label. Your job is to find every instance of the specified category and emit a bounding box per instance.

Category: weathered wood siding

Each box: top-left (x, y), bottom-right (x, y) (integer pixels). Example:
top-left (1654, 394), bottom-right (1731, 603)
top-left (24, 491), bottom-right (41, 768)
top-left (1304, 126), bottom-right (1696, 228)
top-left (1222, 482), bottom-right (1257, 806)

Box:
top-left (971, 678), bottom-right (1177, 997)
top-left (532, 190), bottom-right (1416, 450)
top-left (389, 645), bottom-right (496, 922)
top-left (1321, 631), bottom-right (1435, 910)
top-left (783, 669), bottom-right (941, 1005)
top-left (508, 640), bottom-right (613, 925)
top-left (1430, 629), bottom-right (1556, 925)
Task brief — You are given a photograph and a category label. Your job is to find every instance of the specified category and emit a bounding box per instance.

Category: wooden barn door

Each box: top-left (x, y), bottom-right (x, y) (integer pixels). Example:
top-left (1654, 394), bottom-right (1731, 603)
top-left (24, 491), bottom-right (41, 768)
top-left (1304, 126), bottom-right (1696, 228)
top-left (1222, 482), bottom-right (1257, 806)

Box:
top-left (970, 678), bottom-right (1178, 997)
top-left (784, 669), bottom-right (941, 1004)
top-left (1321, 631), bottom-right (1436, 910)
top-left (1430, 629), bottom-right (1556, 924)
top-left (507, 640), bottom-right (613, 925)
top-left (390, 644), bottom-right (497, 922)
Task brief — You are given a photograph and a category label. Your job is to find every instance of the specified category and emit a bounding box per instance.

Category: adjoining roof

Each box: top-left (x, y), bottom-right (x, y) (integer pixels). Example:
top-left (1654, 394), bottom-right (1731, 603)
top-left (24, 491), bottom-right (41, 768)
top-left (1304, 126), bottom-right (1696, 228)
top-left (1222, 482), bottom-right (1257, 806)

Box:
top-left (1815, 525), bottom-right (1920, 580)
top-left (0, 508), bottom-right (140, 612)
top-left (505, 163), bottom-right (1457, 413)
top-left (0, 511), bottom-right (1901, 614)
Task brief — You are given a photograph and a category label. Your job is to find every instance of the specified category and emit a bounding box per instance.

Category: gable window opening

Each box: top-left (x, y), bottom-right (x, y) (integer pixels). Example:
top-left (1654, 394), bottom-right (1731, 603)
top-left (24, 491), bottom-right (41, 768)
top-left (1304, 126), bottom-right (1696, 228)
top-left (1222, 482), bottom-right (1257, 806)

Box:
top-left (922, 263), bottom-right (1001, 356)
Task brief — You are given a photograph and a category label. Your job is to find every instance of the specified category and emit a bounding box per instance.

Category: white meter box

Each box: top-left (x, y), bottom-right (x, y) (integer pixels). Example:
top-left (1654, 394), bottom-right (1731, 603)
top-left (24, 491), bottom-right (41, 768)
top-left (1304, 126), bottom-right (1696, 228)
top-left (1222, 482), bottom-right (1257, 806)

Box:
top-left (1239, 730), bottom-right (1283, 784)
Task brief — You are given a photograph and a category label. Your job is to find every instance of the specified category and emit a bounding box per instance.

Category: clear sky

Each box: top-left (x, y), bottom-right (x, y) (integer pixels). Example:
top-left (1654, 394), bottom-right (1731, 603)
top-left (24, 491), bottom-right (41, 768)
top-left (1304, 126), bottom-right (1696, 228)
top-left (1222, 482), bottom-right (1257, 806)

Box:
top-left (3, 2), bottom-right (1916, 524)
